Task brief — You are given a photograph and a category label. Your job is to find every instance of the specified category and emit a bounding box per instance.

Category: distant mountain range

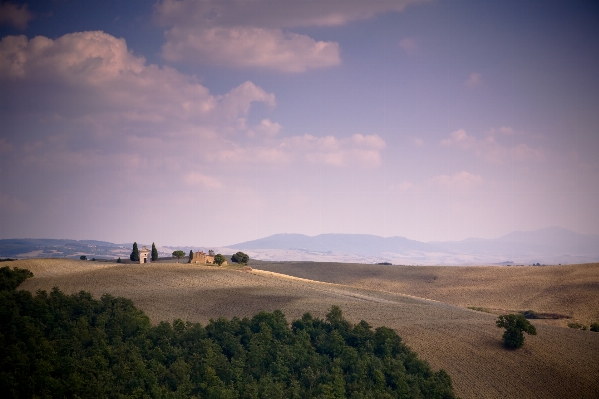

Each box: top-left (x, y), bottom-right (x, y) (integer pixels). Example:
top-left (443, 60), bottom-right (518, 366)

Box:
top-left (2, 227), bottom-right (598, 265)
top-left (226, 227), bottom-right (599, 265)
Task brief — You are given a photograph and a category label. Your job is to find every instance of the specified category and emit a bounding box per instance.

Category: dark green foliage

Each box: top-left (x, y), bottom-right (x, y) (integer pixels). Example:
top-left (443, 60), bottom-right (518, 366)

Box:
top-left (496, 314), bottom-right (537, 348)
top-left (231, 251), bottom-right (249, 264)
top-left (151, 243), bottom-right (159, 261)
top-left (188, 249), bottom-right (193, 263)
top-left (0, 266), bottom-right (33, 290)
top-left (172, 250), bottom-right (186, 263)
top-left (213, 254), bottom-right (226, 266)
top-left (130, 242), bottom-right (140, 262)
top-left (116, 257), bottom-right (121, 263)
top-left (80, 255), bottom-right (87, 260)
top-left (590, 322), bottom-right (599, 332)
top-left (0, 270), bottom-right (457, 399)
top-left (567, 323), bottom-right (587, 330)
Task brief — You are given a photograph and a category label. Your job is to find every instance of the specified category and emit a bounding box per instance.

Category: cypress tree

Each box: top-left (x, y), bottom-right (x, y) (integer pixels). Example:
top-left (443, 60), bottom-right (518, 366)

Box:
top-left (188, 250), bottom-right (193, 263)
top-left (151, 243), bottom-right (158, 261)
top-left (130, 242), bottom-right (140, 262)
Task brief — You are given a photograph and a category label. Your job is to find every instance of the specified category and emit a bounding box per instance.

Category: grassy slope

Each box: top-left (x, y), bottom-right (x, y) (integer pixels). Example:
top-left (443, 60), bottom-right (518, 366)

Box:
top-left (14, 259), bottom-right (599, 399)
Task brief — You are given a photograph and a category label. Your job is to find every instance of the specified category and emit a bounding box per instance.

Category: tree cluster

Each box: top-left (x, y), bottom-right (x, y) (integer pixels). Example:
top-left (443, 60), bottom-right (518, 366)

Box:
top-left (0, 266), bottom-right (457, 399)
top-left (231, 251), bottom-right (250, 265)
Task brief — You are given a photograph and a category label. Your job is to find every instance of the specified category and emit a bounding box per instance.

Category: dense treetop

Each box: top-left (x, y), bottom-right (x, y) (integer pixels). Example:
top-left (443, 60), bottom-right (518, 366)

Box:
top-left (0, 266), bottom-right (457, 398)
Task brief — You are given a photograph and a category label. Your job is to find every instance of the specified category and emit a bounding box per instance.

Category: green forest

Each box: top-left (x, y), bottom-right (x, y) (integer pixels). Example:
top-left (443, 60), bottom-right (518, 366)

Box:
top-left (0, 266), bottom-right (457, 398)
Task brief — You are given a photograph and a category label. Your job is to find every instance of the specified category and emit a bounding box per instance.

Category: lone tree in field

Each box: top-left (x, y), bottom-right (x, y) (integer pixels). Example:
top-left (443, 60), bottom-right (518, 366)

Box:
top-left (213, 254), bottom-right (226, 266)
top-left (188, 250), bottom-right (193, 263)
top-left (496, 314), bottom-right (537, 348)
top-left (172, 250), bottom-right (186, 263)
top-left (80, 255), bottom-right (87, 261)
top-left (117, 257), bottom-right (121, 263)
top-left (130, 242), bottom-right (140, 262)
top-left (231, 251), bottom-right (249, 265)
top-left (151, 243), bottom-right (159, 261)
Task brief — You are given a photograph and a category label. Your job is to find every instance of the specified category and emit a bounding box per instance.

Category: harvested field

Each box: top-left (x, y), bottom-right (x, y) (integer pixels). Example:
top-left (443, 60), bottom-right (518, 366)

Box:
top-left (251, 261), bottom-right (599, 327)
top-left (12, 258), bottom-right (599, 399)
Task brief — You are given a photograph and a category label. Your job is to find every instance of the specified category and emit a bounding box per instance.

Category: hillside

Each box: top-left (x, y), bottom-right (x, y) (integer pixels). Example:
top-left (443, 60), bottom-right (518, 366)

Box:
top-left (13, 258), bottom-right (599, 399)
top-left (250, 260), bottom-right (599, 327)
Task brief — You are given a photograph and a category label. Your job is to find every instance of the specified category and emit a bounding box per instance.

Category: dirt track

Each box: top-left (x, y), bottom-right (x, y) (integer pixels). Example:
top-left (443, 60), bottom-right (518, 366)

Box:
top-left (12, 259), bottom-right (599, 399)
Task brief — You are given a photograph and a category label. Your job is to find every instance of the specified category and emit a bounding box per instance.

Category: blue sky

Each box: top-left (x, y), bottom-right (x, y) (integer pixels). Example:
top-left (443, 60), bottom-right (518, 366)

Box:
top-left (1, 0), bottom-right (598, 246)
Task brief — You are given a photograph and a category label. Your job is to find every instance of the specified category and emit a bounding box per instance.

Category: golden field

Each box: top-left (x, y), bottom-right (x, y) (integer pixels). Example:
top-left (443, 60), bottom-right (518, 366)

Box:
top-left (12, 258), bottom-right (599, 399)
top-left (252, 260), bottom-right (599, 327)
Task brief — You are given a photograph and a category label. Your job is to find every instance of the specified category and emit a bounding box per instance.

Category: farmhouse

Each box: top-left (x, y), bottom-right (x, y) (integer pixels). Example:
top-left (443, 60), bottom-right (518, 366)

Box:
top-left (191, 251), bottom-right (214, 264)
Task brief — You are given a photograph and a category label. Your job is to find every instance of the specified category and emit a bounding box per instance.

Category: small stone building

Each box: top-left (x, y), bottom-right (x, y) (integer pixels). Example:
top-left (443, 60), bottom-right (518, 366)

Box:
top-left (191, 251), bottom-right (213, 264)
top-left (191, 250), bottom-right (227, 265)
top-left (139, 246), bottom-right (150, 263)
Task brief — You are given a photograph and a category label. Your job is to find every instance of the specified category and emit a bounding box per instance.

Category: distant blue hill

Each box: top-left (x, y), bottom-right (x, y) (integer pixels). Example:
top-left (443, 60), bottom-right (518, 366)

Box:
top-left (227, 233), bottom-right (440, 256)
top-left (227, 227), bottom-right (599, 262)
top-left (428, 226), bottom-right (599, 257)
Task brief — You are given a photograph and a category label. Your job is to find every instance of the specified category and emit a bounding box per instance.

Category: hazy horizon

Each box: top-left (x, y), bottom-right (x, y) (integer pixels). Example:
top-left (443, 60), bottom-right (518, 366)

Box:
top-left (1, 1), bottom-right (598, 247)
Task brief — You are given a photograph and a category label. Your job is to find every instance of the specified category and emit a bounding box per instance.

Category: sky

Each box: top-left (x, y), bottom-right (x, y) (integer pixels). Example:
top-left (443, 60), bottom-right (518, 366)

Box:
top-left (0, 0), bottom-right (598, 247)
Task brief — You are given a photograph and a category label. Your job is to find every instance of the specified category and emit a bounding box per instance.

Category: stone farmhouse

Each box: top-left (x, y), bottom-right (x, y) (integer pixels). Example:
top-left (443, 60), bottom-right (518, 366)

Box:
top-left (191, 251), bottom-right (227, 265)
top-left (191, 251), bottom-right (213, 264)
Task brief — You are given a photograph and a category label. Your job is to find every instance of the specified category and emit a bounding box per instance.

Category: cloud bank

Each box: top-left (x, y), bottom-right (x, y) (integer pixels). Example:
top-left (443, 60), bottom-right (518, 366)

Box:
top-left (155, 0), bottom-right (421, 72)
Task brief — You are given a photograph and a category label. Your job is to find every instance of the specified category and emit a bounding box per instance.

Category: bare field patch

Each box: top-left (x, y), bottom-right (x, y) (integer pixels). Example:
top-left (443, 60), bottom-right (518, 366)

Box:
top-left (14, 259), bottom-right (599, 399)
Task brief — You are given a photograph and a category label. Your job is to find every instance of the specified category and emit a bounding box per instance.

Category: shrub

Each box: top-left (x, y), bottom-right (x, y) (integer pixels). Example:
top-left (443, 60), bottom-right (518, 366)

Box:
top-left (496, 314), bottom-right (537, 348)
top-left (80, 255), bottom-right (87, 260)
top-left (590, 322), bottom-right (599, 332)
top-left (567, 323), bottom-right (587, 330)
top-left (468, 306), bottom-right (492, 313)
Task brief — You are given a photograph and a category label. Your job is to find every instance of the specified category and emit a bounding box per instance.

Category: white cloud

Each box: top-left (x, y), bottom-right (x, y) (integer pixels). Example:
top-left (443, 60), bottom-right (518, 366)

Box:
top-left (155, 0), bottom-right (421, 29)
top-left (184, 172), bottom-right (222, 188)
top-left (162, 27), bottom-right (341, 73)
top-left (288, 133), bottom-right (386, 167)
top-left (248, 118), bottom-right (282, 137)
top-left (0, 2), bottom-right (32, 30)
top-left (410, 137), bottom-right (424, 146)
top-left (399, 38), bottom-right (416, 54)
top-left (430, 171), bottom-right (484, 190)
top-left (155, 0), bottom-right (422, 72)
top-left (440, 128), bottom-right (545, 163)
top-left (0, 32), bottom-right (275, 134)
top-left (465, 72), bottom-right (482, 87)
top-left (209, 133), bottom-right (386, 168)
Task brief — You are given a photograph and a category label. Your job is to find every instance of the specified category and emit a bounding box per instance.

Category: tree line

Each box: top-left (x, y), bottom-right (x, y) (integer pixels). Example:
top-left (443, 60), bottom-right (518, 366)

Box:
top-left (0, 266), bottom-right (457, 398)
